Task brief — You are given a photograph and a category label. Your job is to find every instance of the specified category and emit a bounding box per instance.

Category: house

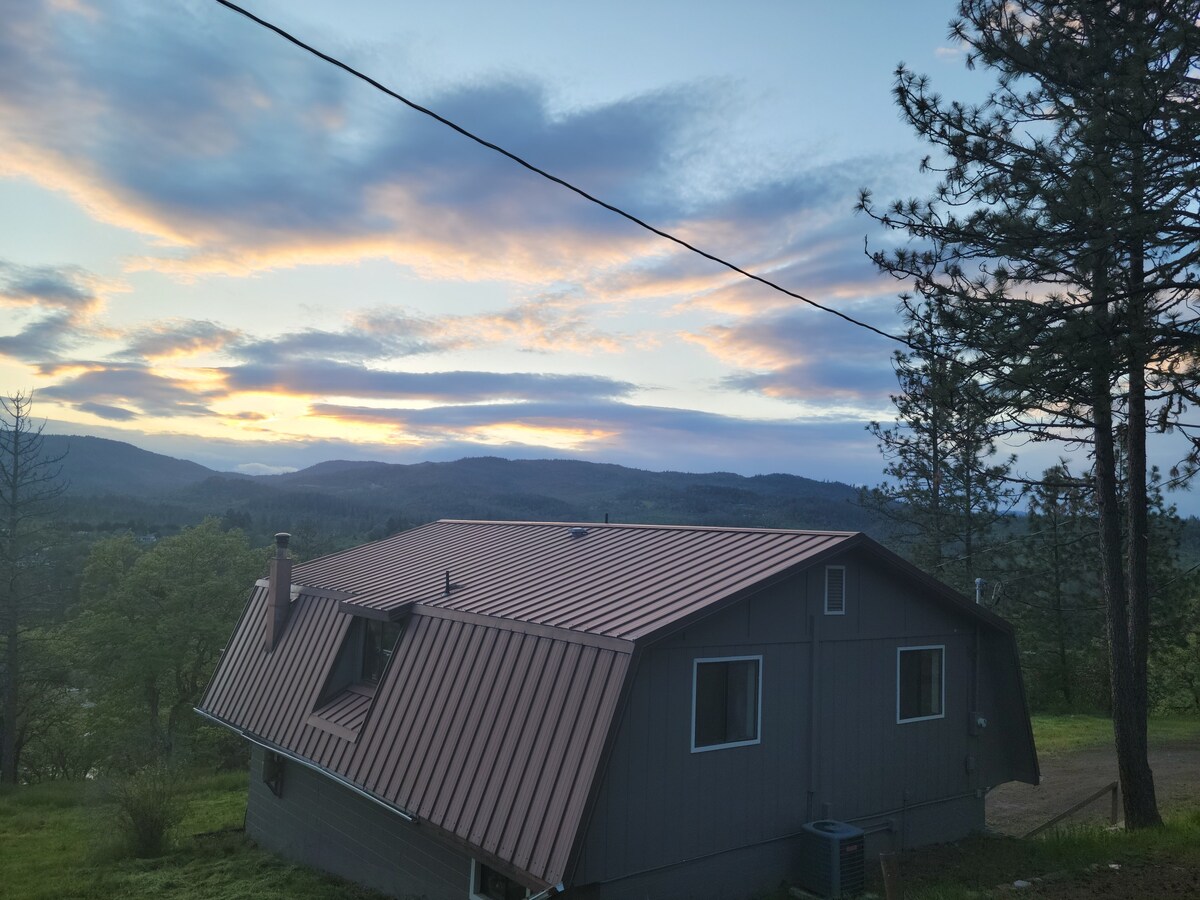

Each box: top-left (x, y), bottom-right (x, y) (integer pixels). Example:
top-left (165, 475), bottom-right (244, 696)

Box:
top-left (197, 520), bottom-right (1038, 900)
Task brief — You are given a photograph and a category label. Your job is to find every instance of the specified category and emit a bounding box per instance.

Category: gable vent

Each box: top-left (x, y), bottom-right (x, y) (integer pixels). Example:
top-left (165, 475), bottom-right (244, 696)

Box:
top-left (824, 566), bottom-right (846, 615)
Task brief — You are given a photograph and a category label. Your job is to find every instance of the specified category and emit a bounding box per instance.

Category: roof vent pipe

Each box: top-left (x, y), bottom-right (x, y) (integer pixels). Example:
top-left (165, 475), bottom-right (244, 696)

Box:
top-left (975, 577), bottom-right (986, 605)
top-left (265, 532), bottom-right (292, 652)
top-left (569, 526), bottom-right (588, 538)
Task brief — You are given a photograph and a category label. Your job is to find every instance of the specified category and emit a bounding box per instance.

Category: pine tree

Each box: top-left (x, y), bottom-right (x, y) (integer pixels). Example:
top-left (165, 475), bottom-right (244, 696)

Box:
top-left (1004, 465), bottom-right (1104, 710)
top-left (860, 1), bottom-right (1200, 827)
top-left (864, 304), bottom-right (1017, 594)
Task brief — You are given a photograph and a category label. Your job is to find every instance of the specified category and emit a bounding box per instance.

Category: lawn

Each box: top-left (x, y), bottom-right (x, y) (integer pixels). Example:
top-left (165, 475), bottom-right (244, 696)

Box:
top-left (1031, 714), bottom-right (1200, 757)
top-left (3, 715), bottom-right (1198, 900)
top-left (0, 772), bottom-right (386, 900)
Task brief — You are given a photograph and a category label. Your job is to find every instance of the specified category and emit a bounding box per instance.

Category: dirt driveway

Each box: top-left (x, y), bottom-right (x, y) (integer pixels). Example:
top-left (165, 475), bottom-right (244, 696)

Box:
top-left (987, 739), bottom-right (1200, 835)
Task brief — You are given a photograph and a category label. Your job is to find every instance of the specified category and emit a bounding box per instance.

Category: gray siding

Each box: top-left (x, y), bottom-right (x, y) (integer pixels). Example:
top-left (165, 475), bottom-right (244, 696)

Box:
top-left (570, 547), bottom-right (1014, 892)
top-left (246, 745), bottom-right (469, 900)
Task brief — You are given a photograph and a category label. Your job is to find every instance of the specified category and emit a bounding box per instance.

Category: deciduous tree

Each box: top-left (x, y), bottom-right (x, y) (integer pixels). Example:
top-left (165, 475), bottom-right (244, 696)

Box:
top-left (72, 519), bottom-right (263, 764)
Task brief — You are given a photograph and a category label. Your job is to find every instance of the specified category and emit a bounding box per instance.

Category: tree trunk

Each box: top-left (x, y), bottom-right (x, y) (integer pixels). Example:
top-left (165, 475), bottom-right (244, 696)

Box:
top-left (1114, 236), bottom-right (1161, 828)
top-left (1, 614), bottom-right (17, 785)
top-left (1092, 264), bottom-right (1160, 829)
top-left (2, 427), bottom-right (20, 785)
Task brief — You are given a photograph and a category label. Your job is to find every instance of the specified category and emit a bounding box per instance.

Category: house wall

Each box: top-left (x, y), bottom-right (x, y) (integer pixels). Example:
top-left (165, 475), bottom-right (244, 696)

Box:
top-left (570, 548), bottom-right (1018, 897)
top-left (245, 745), bottom-right (470, 900)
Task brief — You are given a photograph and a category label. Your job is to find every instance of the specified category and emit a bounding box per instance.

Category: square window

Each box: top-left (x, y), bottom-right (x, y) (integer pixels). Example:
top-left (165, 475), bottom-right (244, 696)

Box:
top-left (897, 646), bottom-right (944, 722)
top-left (471, 861), bottom-right (528, 900)
top-left (691, 656), bottom-right (761, 751)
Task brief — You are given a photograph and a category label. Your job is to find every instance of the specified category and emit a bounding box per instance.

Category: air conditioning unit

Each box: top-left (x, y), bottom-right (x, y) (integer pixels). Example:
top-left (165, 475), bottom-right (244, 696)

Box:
top-left (796, 819), bottom-right (865, 898)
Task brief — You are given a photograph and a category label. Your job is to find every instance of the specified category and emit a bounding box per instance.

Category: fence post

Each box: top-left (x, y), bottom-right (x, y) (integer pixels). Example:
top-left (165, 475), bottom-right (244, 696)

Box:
top-left (880, 852), bottom-right (901, 900)
top-left (1110, 782), bottom-right (1119, 826)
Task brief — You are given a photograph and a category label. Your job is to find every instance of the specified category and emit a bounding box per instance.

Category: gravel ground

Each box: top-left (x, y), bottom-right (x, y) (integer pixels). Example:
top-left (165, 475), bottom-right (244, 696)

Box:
top-left (987, 740), bottom-right (1200, 836)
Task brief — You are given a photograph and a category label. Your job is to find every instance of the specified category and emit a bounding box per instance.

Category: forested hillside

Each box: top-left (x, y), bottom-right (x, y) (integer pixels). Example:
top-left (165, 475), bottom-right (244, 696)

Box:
top-left (51, 435), bottom-right (894, 551)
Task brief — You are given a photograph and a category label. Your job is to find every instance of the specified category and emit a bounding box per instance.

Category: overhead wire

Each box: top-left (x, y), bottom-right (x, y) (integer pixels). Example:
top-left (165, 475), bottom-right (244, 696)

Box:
top-left (211, 0), bottom-right (911, 350)
top-left (208, 0), bottom-right (1193, 490)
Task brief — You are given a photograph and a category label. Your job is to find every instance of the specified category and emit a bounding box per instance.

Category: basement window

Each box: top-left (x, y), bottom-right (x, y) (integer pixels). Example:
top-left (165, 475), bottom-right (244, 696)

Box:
top-left (261, 750), bottom-right (285, 797)
top-left (897, 645), bottom-right (945, 723)
top-left (824, 565), bottom-right (846, 615)
top-left (470, 860), bottom-right (529, 900)
top-left (691, 656), bottom-right (761, 752)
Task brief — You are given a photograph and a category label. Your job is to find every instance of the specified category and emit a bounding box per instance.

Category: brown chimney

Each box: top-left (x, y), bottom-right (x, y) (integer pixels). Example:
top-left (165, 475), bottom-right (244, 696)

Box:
top-left (265, 532), bottom-right (292, 652)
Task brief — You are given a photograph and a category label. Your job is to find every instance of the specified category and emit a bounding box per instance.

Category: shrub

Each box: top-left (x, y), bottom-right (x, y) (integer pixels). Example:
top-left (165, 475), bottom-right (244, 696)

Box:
top-left (107, 763), bottom-right (188, 857)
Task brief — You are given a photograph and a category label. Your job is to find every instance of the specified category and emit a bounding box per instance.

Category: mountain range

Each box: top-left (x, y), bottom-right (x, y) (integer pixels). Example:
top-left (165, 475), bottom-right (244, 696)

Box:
top-left (43, 433), bottom-right (894, 550)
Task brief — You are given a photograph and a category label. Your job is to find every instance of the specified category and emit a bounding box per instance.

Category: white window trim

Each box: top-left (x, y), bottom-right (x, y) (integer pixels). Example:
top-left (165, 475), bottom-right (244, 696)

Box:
top-left (690, 655), bottom-right (763, 753)
top-left (469, 859), bottom-right (529, 900)
top-left (824, 565), bottom-right (847, 615)
top-left (896, 644), bottom-right (946, 724)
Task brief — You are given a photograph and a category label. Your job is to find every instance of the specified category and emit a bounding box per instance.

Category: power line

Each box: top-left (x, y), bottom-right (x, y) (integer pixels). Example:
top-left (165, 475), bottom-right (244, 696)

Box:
top-left (211, 0), bottom-right (910, 350)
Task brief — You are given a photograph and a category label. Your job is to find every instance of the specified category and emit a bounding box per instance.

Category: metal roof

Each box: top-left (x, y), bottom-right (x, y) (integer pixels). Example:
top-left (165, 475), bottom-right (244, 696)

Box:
top-left (294, 520), bottom-right (860, 640)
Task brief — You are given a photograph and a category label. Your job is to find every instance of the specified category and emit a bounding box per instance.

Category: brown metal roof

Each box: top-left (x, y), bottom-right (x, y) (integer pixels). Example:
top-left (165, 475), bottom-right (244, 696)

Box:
top-left (295, 520), bottom-right (858, 640)
top-left (201, 520), bottom-right (1009, 890)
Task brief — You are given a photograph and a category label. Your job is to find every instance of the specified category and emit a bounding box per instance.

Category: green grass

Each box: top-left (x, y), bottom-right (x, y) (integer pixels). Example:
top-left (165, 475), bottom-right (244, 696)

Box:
top-left (1031, 714), bottom-right (1200, 756)
top-left (0, 774), bottom-right (387, 900)
top-left (889, 808), bottom-right (1200, 899)
top-left (5, 715), bottom-right (1199, 900)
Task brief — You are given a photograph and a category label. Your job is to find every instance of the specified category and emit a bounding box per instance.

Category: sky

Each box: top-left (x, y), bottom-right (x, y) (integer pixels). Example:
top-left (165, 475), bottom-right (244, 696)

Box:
top-left (5, 0), bottom-right (1178, 503)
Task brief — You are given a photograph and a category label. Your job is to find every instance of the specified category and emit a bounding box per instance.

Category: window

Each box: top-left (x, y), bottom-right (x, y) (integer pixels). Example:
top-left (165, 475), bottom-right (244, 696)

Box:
top-left (261, 750), bottom-right (285, 797)
top-left (361, 618), bottom-right (404, 684)
top-left (470, 860), bottom-right (528, 900)
top-left (691, 656), bottom-right (761, 752)
top-left (897, 646), bottom-right (944, 723)
top-left (824, 565), bottom-right (846, 615)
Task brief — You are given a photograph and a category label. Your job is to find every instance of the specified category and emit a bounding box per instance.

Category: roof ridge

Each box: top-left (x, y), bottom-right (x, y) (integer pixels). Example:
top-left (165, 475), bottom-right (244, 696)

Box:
top-left (434, 519), bottom-right (860, 537)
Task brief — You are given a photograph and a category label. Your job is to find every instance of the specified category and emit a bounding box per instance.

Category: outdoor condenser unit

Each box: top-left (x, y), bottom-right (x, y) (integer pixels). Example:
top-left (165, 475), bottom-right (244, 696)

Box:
top-left (796, 820), bottom-right (865, 898)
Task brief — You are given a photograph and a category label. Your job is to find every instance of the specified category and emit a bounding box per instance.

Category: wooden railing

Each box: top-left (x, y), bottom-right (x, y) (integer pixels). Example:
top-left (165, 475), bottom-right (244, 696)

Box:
top-left (1023, 781), bottom-right (1120, 838)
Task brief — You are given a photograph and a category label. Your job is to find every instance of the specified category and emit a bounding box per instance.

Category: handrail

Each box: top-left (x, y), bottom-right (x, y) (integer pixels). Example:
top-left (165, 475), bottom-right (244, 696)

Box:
top-left (1023, 781), bottom-right (1120, 838)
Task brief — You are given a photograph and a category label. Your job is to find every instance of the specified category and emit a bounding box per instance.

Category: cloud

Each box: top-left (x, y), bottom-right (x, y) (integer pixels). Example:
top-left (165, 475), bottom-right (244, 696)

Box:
top-left (0, 2), bottom-right (710, 283)
top-left (306, 398), bottom-right (884, 479)
top-left (75, 400), bottom-right (139, 421)
top-left (118, 320), bottom-right (242, 361)
top-left (0, 260), bottom-right (116, 363)
top-left (686, 301), bottom-right (903, 406)
top-left (221, 363), bottom-right (635, 402)
top-left (0, 0), bottom-right (896, 321)
top-left (39, 365), bottom-right (221, 418)
top-left (0, 260), bottom-right (104, 311)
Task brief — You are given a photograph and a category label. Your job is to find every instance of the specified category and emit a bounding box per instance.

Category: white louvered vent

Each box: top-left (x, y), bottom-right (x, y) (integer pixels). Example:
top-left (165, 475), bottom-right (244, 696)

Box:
top-left (824, 565), bottom-right (846, 615)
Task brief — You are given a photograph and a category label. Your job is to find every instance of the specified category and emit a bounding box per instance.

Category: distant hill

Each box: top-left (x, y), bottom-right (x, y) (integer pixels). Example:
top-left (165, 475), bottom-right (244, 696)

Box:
top-left (43, 434), bottom-right (223, 497)
top-left (44, 436), bottom-right (893, 548)
top-left (266, 456), bottom-right (882, 532)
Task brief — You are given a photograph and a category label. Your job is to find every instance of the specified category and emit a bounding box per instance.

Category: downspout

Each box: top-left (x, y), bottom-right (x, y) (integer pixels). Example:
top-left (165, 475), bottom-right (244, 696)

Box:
top-left (970, 624), bottom-right (982, 792)
top-left (806, 611), bottom-right (820, 822)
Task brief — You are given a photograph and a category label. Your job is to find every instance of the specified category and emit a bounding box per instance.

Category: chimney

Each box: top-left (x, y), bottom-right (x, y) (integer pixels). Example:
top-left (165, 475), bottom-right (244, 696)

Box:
top-left (265, 532), bottom-right (292, 651)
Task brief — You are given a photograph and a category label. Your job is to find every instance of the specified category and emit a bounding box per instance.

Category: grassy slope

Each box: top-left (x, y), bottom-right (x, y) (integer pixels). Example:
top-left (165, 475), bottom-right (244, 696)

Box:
top-left (0, 773), bottom-right (385, 900)
top-left (3, 717), bottom-right (1198, 900)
